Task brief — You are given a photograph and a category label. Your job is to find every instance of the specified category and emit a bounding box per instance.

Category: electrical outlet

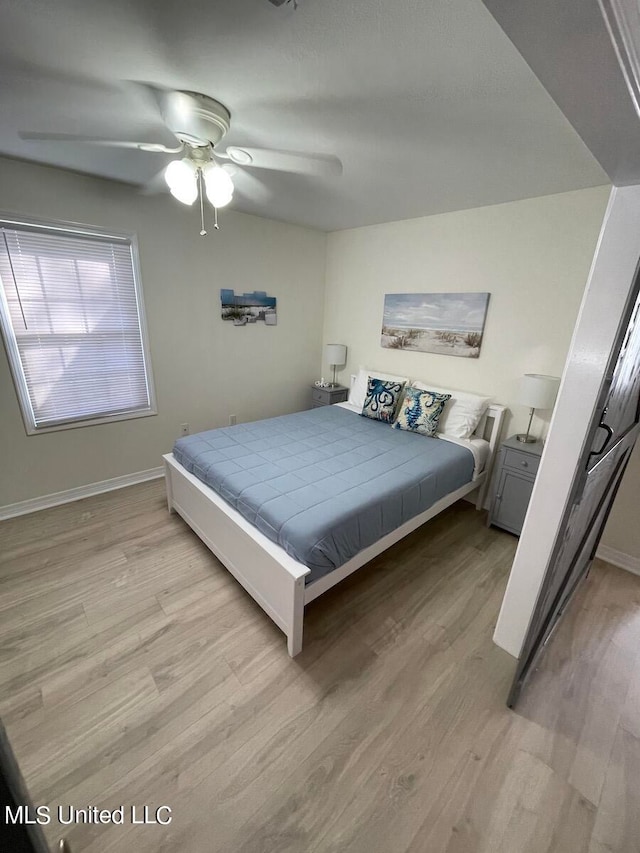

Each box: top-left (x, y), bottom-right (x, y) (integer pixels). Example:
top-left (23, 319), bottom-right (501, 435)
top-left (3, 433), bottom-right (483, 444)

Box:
top-left (229, 414), bottom-right (237, 426)
top-left (180, 423), bottom-right (190, 436)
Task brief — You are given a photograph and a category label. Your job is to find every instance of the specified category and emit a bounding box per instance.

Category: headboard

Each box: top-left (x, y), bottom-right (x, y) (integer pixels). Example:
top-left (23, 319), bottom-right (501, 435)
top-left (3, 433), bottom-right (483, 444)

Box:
top-left (474, 404), bottom-right (506, 460)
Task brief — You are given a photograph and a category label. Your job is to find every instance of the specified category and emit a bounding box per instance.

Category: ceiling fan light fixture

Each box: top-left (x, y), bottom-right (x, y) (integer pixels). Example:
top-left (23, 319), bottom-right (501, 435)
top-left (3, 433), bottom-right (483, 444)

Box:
top-left (202, 162), bottom-right (234, 208)
top-left (164, 158), bottom-right (198, 205)
top-left (210, 190), bottom-right (233, 209)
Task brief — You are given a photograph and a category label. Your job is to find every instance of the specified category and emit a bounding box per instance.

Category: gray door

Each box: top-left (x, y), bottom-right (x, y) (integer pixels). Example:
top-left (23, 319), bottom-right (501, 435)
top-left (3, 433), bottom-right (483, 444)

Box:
top-left (508, 263), bottom-right (640, 707)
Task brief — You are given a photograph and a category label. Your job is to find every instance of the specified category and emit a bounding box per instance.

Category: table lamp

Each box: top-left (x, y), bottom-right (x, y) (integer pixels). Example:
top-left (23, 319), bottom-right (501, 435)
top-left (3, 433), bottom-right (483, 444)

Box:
top-left (517, 374), bottom-right (560, 443)
top-left (325, 344), bottom-right (347, 387)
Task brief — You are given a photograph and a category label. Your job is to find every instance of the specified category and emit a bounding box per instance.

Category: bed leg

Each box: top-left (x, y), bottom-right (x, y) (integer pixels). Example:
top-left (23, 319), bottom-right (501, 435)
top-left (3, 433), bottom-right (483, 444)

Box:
top-left (287, 628), bottom-right (303, 657)
top-left (475, 482), bottom-right (486, 511)
top-left (287, 577), bottom-right (305, 657)
top-left (164, 459), bottom-right (176, 514)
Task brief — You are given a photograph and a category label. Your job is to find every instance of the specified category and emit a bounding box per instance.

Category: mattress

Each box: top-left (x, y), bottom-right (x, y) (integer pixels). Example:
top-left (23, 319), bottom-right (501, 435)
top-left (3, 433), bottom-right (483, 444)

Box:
top-left (334, 400), bottom-right (490, 477)
top-left (173, 404), bottom-right (476, 582)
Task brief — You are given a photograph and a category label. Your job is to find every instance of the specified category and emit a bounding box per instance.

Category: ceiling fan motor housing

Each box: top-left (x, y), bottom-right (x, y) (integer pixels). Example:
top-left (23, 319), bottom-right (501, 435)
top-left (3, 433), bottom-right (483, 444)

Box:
top-left (162, 91), bottom-right (231, 147)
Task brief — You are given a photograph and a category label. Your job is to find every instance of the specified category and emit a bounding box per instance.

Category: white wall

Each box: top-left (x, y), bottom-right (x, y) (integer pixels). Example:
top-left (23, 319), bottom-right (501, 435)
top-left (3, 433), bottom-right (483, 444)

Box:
top-left (322, 186), bottom-right (610, 438)
top-left (494, 185), bottom-right (640, 658)
top-left (600, 444), bottom-right (640, 563)
top-left (0, 157), bottom-right (326, 507)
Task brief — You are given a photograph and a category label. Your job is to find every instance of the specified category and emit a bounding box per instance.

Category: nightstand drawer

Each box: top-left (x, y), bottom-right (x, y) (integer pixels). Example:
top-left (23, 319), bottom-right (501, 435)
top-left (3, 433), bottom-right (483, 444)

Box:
top-left (310, 385), bottom-right (348, 407)
top-left (503, 448), bottom-right (540, 476)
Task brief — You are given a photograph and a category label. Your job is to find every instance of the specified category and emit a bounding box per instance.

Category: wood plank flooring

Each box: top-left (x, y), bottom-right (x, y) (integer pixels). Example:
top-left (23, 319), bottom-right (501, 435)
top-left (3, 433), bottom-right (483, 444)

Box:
top-left (1, 480), bottom-right (639, 852)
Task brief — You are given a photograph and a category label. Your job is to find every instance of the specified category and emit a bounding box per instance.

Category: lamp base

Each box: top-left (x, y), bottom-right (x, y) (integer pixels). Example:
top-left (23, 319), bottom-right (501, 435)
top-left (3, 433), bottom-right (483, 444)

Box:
top-left (516, 433), bottom-right (537, 444)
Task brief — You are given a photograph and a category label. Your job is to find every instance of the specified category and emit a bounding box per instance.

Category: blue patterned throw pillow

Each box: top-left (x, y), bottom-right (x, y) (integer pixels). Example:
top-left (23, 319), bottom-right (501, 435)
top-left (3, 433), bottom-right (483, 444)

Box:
top-left (393, 386), bottom-right (452, 436)
top-left (361, 377), bottom-right (406, 423)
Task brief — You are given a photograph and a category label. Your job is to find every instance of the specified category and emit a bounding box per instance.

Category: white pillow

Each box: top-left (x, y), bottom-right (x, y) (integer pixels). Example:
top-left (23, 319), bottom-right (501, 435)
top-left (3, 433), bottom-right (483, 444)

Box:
top-left (411, 381), bottom-right (491, 439)
top-left (349, 367), bottom-right (410, 411)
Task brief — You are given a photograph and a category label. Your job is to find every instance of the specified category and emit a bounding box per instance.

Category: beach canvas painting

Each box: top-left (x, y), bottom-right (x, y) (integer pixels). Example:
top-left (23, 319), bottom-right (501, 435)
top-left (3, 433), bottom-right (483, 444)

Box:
top-left (220, 289), bottom-right (277, 326)
top-left (381, 292), bottom-right (490, 358)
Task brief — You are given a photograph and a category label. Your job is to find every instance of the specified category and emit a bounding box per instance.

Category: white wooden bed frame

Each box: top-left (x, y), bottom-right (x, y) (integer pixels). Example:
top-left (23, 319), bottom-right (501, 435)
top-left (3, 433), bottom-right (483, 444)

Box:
top-left (163, 401), bottom-right (505, 656)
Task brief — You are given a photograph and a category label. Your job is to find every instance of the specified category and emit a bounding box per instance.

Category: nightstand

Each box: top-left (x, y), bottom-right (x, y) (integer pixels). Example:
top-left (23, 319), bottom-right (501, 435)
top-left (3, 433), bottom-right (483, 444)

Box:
top-left (488, 435), bottom-right (544, 536)
top-left (310, 384), bottom-right (349, 408)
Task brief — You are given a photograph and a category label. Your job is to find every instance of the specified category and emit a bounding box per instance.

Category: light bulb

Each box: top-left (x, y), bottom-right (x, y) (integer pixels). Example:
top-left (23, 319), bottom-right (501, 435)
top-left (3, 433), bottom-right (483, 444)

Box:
top-left (165, 158), bottom-right (198, 205)
top-left (203, 162), bottom-right (234, 208)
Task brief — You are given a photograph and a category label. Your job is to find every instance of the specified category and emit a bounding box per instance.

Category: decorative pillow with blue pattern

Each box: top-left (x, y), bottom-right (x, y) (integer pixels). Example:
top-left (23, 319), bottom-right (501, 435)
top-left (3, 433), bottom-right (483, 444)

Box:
top-left (392, 386), bottom-right (452, 436)
top-left (361, 377), bottom-right (406, 423)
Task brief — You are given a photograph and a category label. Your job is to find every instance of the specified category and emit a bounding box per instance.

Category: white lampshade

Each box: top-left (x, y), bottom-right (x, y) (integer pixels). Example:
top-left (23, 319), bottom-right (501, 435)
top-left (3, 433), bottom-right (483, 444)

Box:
top-left (165, 158), bottom-right (198, 205)
top-left (325, 344), bottom-right (347, 366)
top-left (518, 374), bottom-right (560, 409)
top-left (202, 162), bottom-right (234, 208)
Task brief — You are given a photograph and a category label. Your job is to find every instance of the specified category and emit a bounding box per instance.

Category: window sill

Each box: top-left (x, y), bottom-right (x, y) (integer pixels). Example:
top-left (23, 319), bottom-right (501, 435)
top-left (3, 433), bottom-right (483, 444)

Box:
top-left (24, 408), bottom-right (158, 436)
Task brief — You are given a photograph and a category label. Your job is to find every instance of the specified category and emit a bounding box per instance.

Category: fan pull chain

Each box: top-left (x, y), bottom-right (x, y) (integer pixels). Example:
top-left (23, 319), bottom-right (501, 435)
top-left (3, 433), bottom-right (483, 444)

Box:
top-left (196, 168), bottom-right (222, 234)
top-left (198, 168), bottom-right (207, 236)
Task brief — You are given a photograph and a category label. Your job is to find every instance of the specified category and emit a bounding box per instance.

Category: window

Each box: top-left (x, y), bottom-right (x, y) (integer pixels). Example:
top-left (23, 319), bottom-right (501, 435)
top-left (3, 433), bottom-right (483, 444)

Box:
top-left (0, 216), bottom-right (156, 434)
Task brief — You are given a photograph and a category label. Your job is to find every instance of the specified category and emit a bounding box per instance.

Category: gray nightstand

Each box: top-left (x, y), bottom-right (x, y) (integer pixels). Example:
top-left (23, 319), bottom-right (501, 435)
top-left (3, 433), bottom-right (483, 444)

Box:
top-left (311, 384), bottom-right (349, 408)
top-left (488, 435), bottom-right (544, 536)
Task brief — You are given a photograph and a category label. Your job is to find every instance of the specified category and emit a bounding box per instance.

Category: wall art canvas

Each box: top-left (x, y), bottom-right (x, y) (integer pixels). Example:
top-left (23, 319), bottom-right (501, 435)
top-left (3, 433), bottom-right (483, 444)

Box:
top-left (381, 292), bottom-right (490, 358)
top-left (220, 289), bottom-right (277, 326)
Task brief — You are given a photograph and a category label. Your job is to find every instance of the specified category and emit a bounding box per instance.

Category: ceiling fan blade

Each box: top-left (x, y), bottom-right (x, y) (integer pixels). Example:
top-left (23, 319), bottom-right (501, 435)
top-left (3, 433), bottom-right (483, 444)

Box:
top-left (224, 146), bottom-right (342, 177)
top-left (227, 165), bottom-right (273, 204)
top-left (19, 131), bottom-right (183, 153)
top-left (139, 168), bottom-right (170, 196)
top-left (132, 84), bottom-right (196, 129)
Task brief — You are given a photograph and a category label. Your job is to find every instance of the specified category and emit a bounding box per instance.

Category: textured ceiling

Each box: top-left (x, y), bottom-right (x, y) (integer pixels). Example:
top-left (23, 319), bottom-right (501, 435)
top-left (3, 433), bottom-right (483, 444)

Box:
top-left (0, 0), bottom-right (607, 230)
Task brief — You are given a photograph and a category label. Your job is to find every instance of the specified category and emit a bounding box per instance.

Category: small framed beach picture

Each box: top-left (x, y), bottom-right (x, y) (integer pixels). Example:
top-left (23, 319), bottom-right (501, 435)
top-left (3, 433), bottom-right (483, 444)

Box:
top-left (220, 289), bottom-right (277, 326)
top-left (381, 292), bottom-right (490, 358)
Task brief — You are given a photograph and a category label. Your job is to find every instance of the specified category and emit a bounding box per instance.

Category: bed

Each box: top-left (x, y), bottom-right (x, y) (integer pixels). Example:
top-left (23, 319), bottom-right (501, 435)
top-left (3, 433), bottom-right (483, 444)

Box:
top-left (163, 381), bottom-right (505, 656)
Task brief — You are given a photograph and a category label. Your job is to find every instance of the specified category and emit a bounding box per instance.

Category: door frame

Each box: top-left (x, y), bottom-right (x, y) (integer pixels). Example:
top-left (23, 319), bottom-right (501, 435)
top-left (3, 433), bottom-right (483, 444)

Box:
top-left (493, 185), bottom-right (640, 660)
top-left (508, 249), bottom-right (640, 705)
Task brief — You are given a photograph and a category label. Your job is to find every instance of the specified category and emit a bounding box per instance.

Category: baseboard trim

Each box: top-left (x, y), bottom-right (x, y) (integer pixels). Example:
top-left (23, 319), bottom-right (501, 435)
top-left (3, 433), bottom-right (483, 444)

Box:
top-left (596, 544), bottom-right (640, 576)
top-left (0, 467), bottom-right (165, 521)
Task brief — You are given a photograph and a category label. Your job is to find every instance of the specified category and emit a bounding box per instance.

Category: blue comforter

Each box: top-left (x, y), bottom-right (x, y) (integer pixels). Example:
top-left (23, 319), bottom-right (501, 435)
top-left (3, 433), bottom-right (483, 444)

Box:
top-left (173, 405), bottom-right (474, 582)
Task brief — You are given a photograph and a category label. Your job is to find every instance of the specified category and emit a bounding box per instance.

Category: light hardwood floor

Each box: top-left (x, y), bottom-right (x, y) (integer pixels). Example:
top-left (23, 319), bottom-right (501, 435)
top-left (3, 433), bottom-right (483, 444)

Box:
top-left (1, 480), bottom-right (639, 852)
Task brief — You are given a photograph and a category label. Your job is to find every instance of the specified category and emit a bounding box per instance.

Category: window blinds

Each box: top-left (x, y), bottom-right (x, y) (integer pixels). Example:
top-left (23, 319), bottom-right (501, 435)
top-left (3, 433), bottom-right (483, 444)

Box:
top-left (0, 222), bottom-right (154, 431)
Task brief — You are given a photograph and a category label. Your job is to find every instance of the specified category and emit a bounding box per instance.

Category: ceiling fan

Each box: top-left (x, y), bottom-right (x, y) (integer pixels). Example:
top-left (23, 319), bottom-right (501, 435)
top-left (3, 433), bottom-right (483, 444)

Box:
top-left (20, 88), bottom-right (343, 235)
